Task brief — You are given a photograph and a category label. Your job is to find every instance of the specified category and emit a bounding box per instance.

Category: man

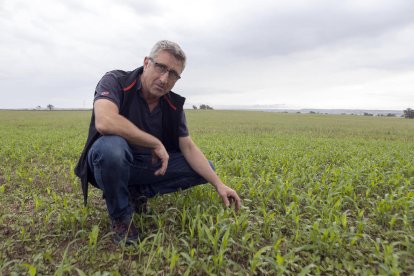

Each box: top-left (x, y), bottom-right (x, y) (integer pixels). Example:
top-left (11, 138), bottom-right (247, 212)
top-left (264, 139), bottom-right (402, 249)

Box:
top-left (75, 40), bottom-right (241, 244)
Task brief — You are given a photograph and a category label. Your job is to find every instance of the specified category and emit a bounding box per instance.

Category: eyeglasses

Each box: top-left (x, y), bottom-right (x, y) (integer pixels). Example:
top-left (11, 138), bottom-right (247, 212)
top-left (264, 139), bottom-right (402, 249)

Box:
top-left (148, 58), bottom-right (181, 82)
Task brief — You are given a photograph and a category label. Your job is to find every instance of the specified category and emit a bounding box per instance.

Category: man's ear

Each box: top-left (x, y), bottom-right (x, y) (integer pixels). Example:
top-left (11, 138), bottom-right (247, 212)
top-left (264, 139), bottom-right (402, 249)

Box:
top-left (143, 57), bottom-right (150, 69)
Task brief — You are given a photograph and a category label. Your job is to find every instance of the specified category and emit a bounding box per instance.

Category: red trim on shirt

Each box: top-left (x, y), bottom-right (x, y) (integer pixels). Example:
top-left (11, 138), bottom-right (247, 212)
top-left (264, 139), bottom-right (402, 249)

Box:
top-left (163, 95), bottom-right (177, 110)
top-left (123, 80), bottom-right (137, 92)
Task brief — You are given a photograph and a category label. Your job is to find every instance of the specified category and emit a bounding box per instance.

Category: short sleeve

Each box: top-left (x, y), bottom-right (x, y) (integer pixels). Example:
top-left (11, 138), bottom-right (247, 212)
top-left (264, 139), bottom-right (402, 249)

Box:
top-left (179, 110), bottom-right (189, 137)
top-left (94, 73), bottom-right (123, 109)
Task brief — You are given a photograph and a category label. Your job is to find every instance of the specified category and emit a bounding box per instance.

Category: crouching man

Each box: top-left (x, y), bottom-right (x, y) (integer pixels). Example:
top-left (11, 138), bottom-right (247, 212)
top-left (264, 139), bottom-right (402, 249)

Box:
top-left (75, 40), bottom-right (241, 244)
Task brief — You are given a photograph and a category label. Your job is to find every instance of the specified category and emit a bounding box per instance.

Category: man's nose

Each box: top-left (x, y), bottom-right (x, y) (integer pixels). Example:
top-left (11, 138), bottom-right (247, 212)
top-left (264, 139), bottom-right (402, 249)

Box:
top-left (159, 72), bottom-right (169, 84)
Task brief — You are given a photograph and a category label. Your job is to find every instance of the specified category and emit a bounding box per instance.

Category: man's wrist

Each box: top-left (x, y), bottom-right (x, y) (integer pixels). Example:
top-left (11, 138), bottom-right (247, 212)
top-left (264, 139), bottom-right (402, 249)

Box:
top-left (211, 180), bottom-right (225, 190)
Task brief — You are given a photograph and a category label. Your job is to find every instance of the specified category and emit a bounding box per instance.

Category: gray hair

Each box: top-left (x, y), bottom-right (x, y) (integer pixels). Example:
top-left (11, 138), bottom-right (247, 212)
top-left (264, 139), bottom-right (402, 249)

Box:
top-left (149, 40), bottom-right (187, 69)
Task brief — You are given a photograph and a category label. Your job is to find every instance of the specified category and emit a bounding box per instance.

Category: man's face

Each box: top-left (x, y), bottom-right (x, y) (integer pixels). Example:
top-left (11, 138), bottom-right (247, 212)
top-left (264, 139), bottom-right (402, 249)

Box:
top-left (141, 50), bottom-right (184, 98)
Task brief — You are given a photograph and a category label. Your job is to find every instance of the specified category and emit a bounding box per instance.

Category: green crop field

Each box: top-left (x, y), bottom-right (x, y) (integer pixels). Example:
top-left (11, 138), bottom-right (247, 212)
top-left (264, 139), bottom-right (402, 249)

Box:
top-left (0, 110), bottom-right (413, 275)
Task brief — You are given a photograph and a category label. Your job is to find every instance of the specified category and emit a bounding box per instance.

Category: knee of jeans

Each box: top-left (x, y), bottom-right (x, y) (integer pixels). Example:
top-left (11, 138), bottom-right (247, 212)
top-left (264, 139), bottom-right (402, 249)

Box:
top-left (91, 135), bottom-right (132, 164)
top-left (208, 160), bottom-right (216, 171)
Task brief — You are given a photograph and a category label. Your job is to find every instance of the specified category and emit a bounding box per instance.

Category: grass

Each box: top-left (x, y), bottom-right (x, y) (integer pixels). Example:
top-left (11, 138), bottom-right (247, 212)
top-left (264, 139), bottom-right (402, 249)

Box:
top-left (0, 110), bottom-right (413, 275)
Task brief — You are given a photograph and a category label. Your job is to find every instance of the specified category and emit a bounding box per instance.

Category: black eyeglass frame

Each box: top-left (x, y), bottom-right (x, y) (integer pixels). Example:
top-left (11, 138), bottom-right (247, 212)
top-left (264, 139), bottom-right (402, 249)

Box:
top-left (148, 57), bottom-right (181, 82)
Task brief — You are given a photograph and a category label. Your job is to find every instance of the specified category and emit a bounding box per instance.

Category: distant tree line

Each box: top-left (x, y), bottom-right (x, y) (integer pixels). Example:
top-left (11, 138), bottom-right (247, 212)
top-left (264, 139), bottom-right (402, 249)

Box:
top-left (34, 104), bottom-right (54, 111)
top-left (403, 108), bottom-right (414, 119)
top-left (376, 113), bottom-right (397, 117)
top-left (192, 104), bottom-right (213, 110)
top-left (32, 105), bottom-right (412, 118)
top-left (363, 112), bottom-right (374, 116)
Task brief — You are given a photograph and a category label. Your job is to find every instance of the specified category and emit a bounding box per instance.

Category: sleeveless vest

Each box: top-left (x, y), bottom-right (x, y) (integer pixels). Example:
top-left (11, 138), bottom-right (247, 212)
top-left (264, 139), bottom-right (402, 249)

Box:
top-left (74, 66), bottom-right (186, 205)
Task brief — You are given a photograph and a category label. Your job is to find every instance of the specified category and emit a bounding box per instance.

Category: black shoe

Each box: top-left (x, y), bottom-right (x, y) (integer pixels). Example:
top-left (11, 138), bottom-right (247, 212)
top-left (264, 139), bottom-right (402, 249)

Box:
top-left (111, 217), bottom-right (139, 245)
top-left (131, 195), bottom-right (149, 214)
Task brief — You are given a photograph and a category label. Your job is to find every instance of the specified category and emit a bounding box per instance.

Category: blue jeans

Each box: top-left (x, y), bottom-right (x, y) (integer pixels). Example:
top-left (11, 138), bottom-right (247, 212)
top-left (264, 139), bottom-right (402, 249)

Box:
top-left (87, 135), bottom-right (212, 220)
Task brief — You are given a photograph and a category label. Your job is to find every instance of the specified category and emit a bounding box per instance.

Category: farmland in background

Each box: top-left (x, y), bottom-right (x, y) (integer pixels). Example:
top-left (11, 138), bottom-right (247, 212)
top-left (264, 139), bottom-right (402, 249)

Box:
top-left (0, 110), bottom-right (413, 275)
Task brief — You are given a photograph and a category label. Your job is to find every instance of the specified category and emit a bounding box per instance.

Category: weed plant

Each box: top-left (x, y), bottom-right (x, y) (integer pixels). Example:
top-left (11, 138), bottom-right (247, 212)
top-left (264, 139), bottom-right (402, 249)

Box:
top-left (0, 110), bottom-right (413, 275)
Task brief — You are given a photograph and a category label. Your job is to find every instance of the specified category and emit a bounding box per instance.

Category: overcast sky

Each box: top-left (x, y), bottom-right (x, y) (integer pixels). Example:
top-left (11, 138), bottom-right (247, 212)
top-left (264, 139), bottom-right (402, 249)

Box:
top-left (1, 0), bottom-right (413, 110)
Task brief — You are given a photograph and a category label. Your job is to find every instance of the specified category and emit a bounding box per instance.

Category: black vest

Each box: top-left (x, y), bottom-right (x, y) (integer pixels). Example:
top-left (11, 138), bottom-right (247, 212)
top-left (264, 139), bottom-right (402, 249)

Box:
top-left (74, 67), bottom-right (186, 205)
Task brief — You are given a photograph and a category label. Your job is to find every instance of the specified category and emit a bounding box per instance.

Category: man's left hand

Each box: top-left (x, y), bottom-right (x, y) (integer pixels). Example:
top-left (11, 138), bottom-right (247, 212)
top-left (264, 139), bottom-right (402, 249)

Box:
top-left (216, 184), bottom-right (241, 211)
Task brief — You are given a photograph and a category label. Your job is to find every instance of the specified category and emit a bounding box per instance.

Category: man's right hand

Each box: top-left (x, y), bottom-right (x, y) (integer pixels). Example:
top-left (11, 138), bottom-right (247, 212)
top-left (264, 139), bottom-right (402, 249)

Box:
top-left (152, 144), bottom-right (169, 176)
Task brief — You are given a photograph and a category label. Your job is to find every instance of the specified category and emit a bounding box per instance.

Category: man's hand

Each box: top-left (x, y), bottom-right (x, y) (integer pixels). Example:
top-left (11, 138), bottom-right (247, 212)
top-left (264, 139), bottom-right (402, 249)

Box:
top-left (178, 136), bottom-right (241, 211)
top-left (152, 144), bottom-right (169, 176)
top-left (216, 183), bottom-right (241, 211)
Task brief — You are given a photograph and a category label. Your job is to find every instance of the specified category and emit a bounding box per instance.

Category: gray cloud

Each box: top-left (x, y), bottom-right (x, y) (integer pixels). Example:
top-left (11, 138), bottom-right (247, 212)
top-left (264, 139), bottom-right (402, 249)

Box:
top-left (119, 0), bottom-right (166, 16)
top-left (180, 1), bottom-right (414, 60)
top-left (1, 0), bottom-right (413, 109)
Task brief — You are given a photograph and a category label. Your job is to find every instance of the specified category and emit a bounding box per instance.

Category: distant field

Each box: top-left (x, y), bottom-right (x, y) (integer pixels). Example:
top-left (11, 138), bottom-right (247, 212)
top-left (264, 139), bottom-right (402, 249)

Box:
top-left (0, 110), bottom-right (413, 275)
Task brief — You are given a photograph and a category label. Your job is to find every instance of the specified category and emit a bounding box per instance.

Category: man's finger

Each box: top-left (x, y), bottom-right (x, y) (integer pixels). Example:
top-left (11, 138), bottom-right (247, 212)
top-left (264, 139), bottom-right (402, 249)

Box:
top-left (160, 157), bottom-right (168, 173)
top-left (222, 194), bottom-right (230, 207)
top-left (154, 158), bottom-right (168, 176)
top-left (229, 192), bottom-right (241, 211)
top-left (234, 196), bottom-right (241, 211)
top-left (151, 154), bottom-right (158, 165)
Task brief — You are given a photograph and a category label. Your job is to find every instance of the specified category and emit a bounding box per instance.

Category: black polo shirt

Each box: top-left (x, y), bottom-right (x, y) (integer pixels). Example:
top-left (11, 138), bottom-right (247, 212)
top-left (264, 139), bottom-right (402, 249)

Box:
top-left (94, 72), bottom-right (189, 153)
